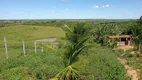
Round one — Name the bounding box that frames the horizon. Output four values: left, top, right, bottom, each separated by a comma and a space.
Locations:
0, 0, 142, 19
0, 18, 139, 21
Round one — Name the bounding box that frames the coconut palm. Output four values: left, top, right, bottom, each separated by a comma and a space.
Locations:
94, 24, 120, 47
54, 23, 91, 80
128, 21, 142, 51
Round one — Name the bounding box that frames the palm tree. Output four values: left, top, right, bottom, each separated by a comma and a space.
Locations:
128, 21, 142, 51
54, 23, 91, 80
94, 24, 120, 47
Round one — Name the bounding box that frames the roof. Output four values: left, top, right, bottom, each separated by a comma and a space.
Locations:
108, 35, 132, 39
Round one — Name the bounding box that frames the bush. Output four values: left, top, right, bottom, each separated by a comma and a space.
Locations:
79, 47, 130, 80
113, 48, 124, 57
0, 50, 65, 80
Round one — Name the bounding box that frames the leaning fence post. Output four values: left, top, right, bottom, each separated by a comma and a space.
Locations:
41, 42, 43, 52
22, 40, 26, 57
34, 41, 36, 55
4, 37, 8, 64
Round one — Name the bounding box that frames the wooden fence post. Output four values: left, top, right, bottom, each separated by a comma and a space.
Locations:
34, 41, 36, 55
51, 43, 53, 48
22, 40, 26, 57
41, 42, 43, 52
4, 37, 8, 64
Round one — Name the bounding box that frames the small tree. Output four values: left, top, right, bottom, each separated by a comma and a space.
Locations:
54, 23, 91, 80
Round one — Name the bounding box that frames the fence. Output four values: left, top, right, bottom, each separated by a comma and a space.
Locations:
1, 37, 59, 64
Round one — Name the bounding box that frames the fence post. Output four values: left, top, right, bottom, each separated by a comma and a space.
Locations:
22, 40, 26, 57
4, 37, 8, 64
41, 42, 43, 52
34, 41, 36, 55
51, 43, 53, 48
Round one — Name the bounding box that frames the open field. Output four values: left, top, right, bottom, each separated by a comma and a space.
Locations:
0, 18, 142, 80
0, 23, 131, 80
0, 0, 141, 79
0, 25, 65, 41
0, 25, 65, 64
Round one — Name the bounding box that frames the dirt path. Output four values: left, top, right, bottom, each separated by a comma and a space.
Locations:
118, 58, 140, 80
35, 38, 57, 42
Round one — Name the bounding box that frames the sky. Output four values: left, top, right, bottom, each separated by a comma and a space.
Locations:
0, 0, 142, 19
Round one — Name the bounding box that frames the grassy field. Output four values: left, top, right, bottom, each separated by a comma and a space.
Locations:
0, 24, 130, 80
0, 44, 130, 80
0, 25, 65, 41
0, 25, 65, 64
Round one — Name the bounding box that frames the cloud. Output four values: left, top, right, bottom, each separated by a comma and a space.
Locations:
66, 8, 68, 11
92, 5, 99, 8
102, 5, 105, 8
51, 10, 55, 13
102, 4, 110, 8
106, 5, 110, 7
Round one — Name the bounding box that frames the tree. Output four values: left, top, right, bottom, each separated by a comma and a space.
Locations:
93, 24, 120, 47
137, 16, 142, 26
126, 19, 142, 51
54, 23, 92, 80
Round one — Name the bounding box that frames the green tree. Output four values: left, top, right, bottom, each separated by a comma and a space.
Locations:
129, 21, 142, 51
55, 23, 91, 80
93, 24, 120, 47
137, 16, 142, 26
125, 17, 142, 51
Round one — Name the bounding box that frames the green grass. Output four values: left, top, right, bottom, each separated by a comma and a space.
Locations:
0, 24, 130, 80
124, 57, 142, 79
0, 50, 65, 80
0, 25, 64, 41
0, 44, 130, 80
79, 45, 130, 80
0, 25, 65, 64
120, 50, 142, 79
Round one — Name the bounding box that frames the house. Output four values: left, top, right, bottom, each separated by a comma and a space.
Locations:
107, 35, 132, 46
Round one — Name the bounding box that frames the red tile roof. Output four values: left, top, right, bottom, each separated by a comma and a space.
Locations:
108, 35, 132, 39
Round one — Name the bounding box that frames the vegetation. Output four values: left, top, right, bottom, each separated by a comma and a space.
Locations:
124, 16, 142, 51
120, 16, 142, 79
93, 24, 120, 48
0, 25, 64, 65
1, 18, 142, 80
0, 44, 130, 80
54, 23, 92, 79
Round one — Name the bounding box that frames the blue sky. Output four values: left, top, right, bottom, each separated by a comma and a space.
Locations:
0, 0, 142, 19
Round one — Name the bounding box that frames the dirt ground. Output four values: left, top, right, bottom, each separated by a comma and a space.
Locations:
118, 58, 140, 80
118, 45, 140, 80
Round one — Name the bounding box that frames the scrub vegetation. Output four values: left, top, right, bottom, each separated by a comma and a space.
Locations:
0, 17, 142, 80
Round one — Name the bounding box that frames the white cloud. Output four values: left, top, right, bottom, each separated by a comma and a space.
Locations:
106, 5, 110, 7
92, 5, 99, 8
51, 10, 55, 13
66, 8, 68, 11
102, 4, 110, 8
102, 5, 105, 8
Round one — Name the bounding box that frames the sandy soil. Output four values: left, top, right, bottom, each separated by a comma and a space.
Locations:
118, 58, 140, 80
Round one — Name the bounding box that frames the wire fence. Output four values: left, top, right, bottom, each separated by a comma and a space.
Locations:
0, 37, 60, 64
